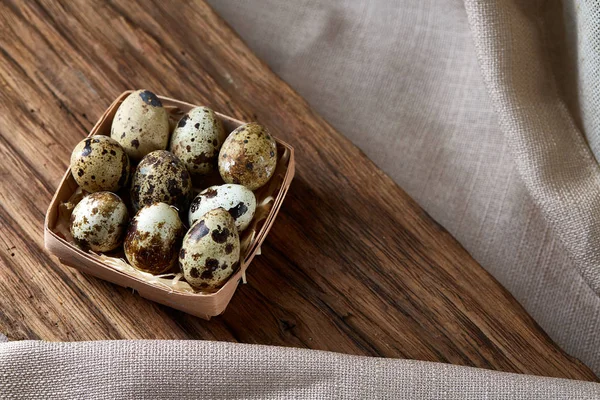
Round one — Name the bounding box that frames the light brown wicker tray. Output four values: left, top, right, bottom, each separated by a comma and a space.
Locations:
44, 91, 295, 319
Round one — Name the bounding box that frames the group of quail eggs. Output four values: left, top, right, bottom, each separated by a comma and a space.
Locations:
69, 90, 277, 291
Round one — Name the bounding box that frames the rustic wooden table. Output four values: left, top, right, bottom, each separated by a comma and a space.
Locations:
0, 0, 596, 381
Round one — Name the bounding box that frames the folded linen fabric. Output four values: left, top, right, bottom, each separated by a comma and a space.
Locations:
1, 340, 598, 399
464, 0, 600, 294
206, 0, 600, 373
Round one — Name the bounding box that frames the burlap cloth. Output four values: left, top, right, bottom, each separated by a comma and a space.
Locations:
207, 0, 600, 374
4, 0, 600, 397
1, 339, 598, 399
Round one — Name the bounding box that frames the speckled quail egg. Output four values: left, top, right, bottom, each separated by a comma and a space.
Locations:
218, 122, 277, 190
111, 90, 170, 161
70, 192, 129, 252
189, 184, 256, 232
179, 208, 240, 290
169, 106, 226, 177
130, 150, 192, 211
70, 135, 130, 192
124, 203, 185, 274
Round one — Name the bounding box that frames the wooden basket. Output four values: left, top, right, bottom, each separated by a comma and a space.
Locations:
44, 91, 295, 319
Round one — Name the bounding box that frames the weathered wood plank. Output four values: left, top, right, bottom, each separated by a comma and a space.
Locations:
0, 0, 596, 381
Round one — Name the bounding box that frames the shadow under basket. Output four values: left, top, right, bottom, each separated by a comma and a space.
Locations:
44, 91, 295, 320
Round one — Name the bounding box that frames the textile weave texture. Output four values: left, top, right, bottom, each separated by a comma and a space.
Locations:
207, 0, 600, 373
1, 340, 598, 399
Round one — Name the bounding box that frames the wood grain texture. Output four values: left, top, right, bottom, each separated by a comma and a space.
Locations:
0, 0, 596, 381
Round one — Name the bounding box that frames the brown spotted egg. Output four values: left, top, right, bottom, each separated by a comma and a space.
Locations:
70, 135, 130, 192
130, 150, 192, 212
70, 192, 128, 252
111, 90, 170, 161
179, 208, 240, 290
189, 184, 256, 232
124, 203, 185, 274
218, 122, 277, 190
169, 106, 226, 177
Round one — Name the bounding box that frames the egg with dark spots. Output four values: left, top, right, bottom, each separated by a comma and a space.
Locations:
124, 203, 185, 274
130, 150, 192, 211
180, 208, 240, 290
70, 192, 128, 252
189, 184, 256, 231
70, 135, 130, 192
218, 122, 277, 190
169, 107, 226, 177
110, 89, 170, 161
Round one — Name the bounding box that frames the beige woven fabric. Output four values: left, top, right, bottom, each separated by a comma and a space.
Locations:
207, 0, 600, 373
1, 340, 598, 399
465, 0, 600, 292
563, 1, 600, 160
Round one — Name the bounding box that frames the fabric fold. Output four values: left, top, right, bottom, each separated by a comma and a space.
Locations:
464, 0, 600, 293
207, 0, 600, 373
1, 340, 598, 399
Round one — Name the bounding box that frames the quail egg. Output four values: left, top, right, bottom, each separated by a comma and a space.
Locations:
70, 192, 129, 252
189, 184, 256, 231
218, 122, 277, 190
130, 150, 193, 211
179, 208, 240, 290
169, 106, 226, 177
124, 203, 185, 274
111, 90, 170, 161
70, 135, 130, 193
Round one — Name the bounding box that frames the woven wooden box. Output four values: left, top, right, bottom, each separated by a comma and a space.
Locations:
44, 91, 295, 319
